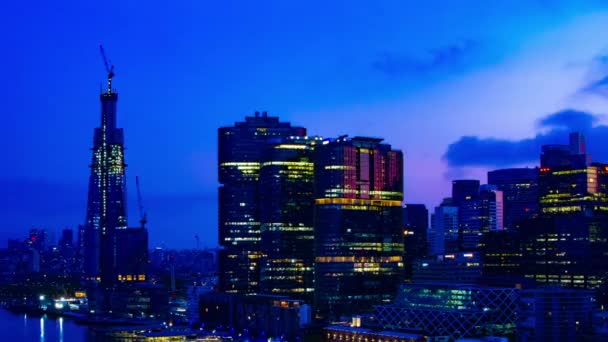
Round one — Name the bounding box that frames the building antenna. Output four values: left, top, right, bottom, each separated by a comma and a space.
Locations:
99, 44, 115, 94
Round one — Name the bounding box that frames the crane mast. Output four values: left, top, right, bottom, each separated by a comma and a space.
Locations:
99, 44, 115, 94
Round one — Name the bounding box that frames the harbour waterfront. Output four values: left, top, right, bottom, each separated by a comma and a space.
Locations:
0, 309, 87, 342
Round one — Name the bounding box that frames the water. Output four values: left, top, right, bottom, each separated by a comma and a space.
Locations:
0, 309, 88, 342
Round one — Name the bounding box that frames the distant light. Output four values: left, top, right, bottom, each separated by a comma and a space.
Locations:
39, 295, 45, 301
54, 303, 64, 310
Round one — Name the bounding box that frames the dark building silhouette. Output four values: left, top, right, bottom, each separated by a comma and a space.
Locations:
533, 288, 594, 341
488, 168, 538, 230
116, 227, 149, 282
83, 81, 128, 285
451, 180, 480, 207
480, 230, 522, 278
403, 204, 428, 281
452, 180, 481, 251
313, 136, 404, 320
412, 252, 482, 284
59, 228, 73, 249
259, 136, 317, 300
218, 112, 306, 294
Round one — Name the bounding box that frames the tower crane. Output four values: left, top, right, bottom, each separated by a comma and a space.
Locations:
136, 176, 148, 229
99, 44, 115, 93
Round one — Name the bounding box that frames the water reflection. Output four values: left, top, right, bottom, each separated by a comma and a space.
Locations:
40, 317, 44, 341
59, 317, 64, 342
0, 310, 87, 342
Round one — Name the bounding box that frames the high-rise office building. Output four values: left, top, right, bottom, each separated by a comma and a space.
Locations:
488, 168, 538, 230
453, 182, 504, 251
403, 204, 428, 281
521, 133, 608, 292
539, 133, 608, 216
83, 80, 128, 285
314, 136, 404, 320
218, 112, 306, 294
452, 180, 481, 251
428, 199, 459, 256
479, 185, 504, 232
259, 136, 318, 300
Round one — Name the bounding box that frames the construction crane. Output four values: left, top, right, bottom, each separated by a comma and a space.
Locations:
99, 44, 115, 93
136, 176, 148, 229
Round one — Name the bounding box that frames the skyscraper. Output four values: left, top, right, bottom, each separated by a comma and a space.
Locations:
313, 136, 404, 320
488, 168, 538, 230
520, 132, 608, 294
428, 199, 459, 256
403, 204, 428, 281
452, 180, 481, 251
83, 77, 128, 285
539, 133, 608, 215
218, 112, 306, 294
259, 136, 318, 300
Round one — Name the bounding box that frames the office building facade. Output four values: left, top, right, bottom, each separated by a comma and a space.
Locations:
488, 168, 538, 230
428, 200, 459, 256
218, 112, 306, 294
313, 136, 404, 320
259, 136, 318, 300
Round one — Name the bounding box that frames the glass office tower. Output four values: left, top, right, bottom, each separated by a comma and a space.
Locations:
488, 168, 538, 230
313, 136, 404, 320
259, 136, 319, 301
218, 112, 306, 294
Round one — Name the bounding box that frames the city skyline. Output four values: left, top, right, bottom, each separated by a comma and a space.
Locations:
6, 1, 608, 248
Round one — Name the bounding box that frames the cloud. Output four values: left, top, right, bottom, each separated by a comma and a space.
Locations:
582, 75, 608, 98
443, 109, 608, 168
537, 109, 598, 131
579, 54, 608, 98
372, 40, 478, 76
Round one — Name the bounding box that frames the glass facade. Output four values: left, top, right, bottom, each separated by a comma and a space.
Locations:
218, 112, 306, 294
313, 136, 404, 320
516, 134, 608, 297
488, 168, 538, 230
539, 164, 608, 215
375, 284, 520, 340
259, 137, 318, 300
428, 202, 458, 256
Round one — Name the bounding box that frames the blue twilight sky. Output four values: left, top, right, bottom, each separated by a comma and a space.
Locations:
4, 0, 608, 248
